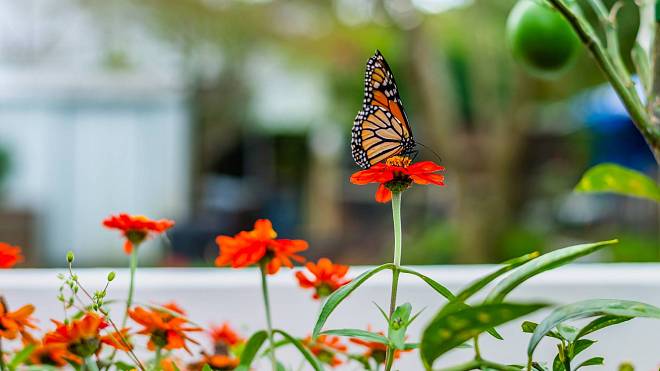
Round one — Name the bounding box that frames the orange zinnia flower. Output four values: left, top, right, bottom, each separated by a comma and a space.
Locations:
103, 213, 175, 254
303, 335, 347, 367
128, 303, 202, 354
0, 242, 23, 268
215, 219, 308, 275
209, 322, 243, 351
189, 353, 240, 371
28, 341, 69, 367
0, 297, 37, 343
350, 156, 445, 203
295, 258, 351, 299
43, 312, 129, 364
350, 330, 408, 365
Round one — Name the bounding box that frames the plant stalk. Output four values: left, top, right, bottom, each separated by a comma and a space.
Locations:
437, 359, 522, 371
0, 336, 5, 371
260, 262, 278, 371
84, 357, 100, 371
154, 347, 162, 371
384, 192, 403, 371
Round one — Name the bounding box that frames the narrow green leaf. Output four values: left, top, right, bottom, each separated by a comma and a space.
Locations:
556, 323, 578, 342
236, 330, 268, 371
571, 339, 596, 358
404, 343, 419, 350
487, 240, 618, 303
313, 263, 394, 338
321, 329, 389, 345
576, 357, 604, 369
575, 315, 632, 340
113, 362, 135, 371
532, 362, 550, 371
521, 321, 562, 340
201, 365, 213, 371
574, 163, 660, 202
455, 252, 539, 302
8, 344, 35, 371
399, 267, 455, 300
421, 302, 548, 367
273, 329, 324, 371
528, 299, 660, 356
372, 301, 389, 323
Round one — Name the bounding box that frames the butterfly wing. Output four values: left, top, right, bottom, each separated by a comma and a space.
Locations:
352, 105, 411, 168
351, 50, 415, 168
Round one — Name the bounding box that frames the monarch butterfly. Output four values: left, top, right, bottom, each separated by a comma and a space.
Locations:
351, 50, 416, 169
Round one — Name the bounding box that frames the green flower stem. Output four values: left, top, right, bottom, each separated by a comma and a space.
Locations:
0, 336, 5, 371
473, 336, 481, 359
260, 262, 278, 371
437, 359, 522, 371
384, 192, 403, 371
123, 248, 139, 327
154, 347, 162, 371
84, 357, 100, 371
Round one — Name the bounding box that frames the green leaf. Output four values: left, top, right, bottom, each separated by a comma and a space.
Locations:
455, 252, 539, 302
8, 344, 35, 371
571, 339, 596, 358
201, 365, 213, 371
487, 240, 618, 303
313, 263, 394, 338
236, 330, 268, 371
532, 362, 550, 371
574, 163, 660, 202
552, 353, 565, 371
631, 42, 652, 94
421, 302, 548, 368
528, 299, 660, 356
389, 302, 412, 349
273, 329, 324, 371
521, 321, 563, 340
321, 329, 389, 345
399, 267, 455, 300
556, 323, 578, 342
576, 357, 604, 369
575, 315, 632, 340
276, 361, 286, 371
113, 362, 136, 371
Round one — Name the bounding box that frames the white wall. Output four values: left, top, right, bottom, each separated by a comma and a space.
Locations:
1, 264, 659, 370
0, 69, 190, 265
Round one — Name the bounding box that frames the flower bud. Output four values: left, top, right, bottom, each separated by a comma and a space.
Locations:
107, 271, 116, 282
66, 251, 75, 263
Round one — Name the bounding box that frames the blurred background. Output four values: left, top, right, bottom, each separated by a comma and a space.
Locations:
0, 0, 657, 268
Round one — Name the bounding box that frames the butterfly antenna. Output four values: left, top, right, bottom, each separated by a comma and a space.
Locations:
415, 141, 443, 163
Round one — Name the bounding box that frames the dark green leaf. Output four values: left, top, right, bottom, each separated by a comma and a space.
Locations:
421, 302, 548, 368
399, 267, 455, 300
532, 362, 550, 371
571, 339, 596, 358
313, 263, 394, 338
552, 353, 565, 371
576, 357, 604, 369
273, 329, 324, 371
321, 329, 389, 345
528, 299, 660, 356
202, 365, 213, 371
574, 163, 660, 202
455, 252, 539, 302
113, 362, 136, 371
236, 330, 268, 371
487, 240, 618, 303
576, 315, 632, 340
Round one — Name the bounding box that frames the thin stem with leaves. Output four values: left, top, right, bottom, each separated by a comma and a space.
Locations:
384, 191, 403, 371
260, 262, 278, 371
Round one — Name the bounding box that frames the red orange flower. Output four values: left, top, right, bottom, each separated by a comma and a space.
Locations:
0, 297, 37, 343
128, 303, 202, 354
103, 213, 175, 254
295, 258, 351, 299
303, 335, 347, 367
0, 242, 23, 268
209, 322, 243, 350
27, 341, 69, 367
43, 312, 129, 364
215, 219, 308, 275
350, 156, 445, 203
350, 330, 409, 365
189, 353, 240, 370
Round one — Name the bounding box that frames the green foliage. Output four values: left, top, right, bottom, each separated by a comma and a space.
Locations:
421, 302, 548, 367
8, 344, 35, 371
235, 330, 268, 371
398, 268, 455, 300
574, 163, 660, 202
272, 330, 324, 371
322, 329, 389, 345
486, 240, 618, 303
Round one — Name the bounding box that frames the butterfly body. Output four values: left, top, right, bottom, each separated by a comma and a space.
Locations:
351, 50, 416, 169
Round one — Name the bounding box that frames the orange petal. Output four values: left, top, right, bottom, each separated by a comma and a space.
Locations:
375, 184, 392, 203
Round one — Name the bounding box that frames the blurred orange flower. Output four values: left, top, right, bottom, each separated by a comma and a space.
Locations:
350, 156, 445, 203
189, 353, 240, 370
350, 330, 408, 365
209, 322, 243, 349
215, 219, 308, 275
295, 258, 351, 299
0, 297, 37, 343
28, 341, 69, 367
0, 242, 23, 268
128, 303, 202, 354
103, 213, 175, 254
43, 312, 129, 364
303, 334, 347, 367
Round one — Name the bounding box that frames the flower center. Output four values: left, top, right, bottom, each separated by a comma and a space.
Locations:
68, 337, 101, 358
126, 230, 147, 245
385, 156, 411, 168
